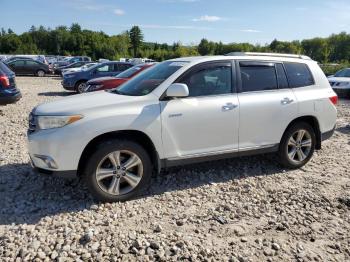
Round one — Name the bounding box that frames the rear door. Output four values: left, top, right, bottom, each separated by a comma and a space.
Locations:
237, 61, 298, 149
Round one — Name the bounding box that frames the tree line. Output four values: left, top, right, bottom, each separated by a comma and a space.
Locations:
1, 23, 350, 65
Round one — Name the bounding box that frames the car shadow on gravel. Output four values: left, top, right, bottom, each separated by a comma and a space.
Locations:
38, 91, 74, 97
336, 125, 350, 135
0, 154, 287, 225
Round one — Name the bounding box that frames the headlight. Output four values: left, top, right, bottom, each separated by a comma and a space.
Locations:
37, 115, 83, 130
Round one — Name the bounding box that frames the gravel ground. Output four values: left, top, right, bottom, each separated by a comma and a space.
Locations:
0, 77, 349, 262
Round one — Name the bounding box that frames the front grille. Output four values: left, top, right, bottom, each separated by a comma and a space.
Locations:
28, 113, 37, 134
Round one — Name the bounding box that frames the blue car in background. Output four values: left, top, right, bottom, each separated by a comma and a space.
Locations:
62, 61, 133, 93
0, 61, 21, 105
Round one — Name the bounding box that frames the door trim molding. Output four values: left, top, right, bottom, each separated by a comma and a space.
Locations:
162, 144, 279, 168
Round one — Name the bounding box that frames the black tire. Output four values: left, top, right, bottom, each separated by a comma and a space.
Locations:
83, 139, 152, 202
75, 81, 87, 93
278, 122, 316, 169
36, 70, 45, 77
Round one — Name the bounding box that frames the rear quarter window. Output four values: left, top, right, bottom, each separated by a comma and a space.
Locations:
284, 62, 314, 88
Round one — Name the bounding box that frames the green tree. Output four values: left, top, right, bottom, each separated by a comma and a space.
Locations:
129, 26, 143, 57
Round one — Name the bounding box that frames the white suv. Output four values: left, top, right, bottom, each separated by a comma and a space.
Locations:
28, 53, 338, 202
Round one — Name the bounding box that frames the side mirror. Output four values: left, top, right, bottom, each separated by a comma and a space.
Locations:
166, 83, 189, 98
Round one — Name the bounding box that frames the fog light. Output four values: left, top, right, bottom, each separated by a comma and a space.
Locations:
34, 155, 58, 169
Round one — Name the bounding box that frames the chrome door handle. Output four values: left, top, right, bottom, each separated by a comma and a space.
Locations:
222, 103, 237, 111
281, 97, 294, 105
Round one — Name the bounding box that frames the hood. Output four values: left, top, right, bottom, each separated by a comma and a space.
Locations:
328, 77, 350, 82
88, 76, 117, 84
34, 91, 155, 115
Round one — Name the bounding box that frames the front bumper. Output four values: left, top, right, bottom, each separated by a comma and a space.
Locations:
61, 79, 76, 91
28, 126, 87, 174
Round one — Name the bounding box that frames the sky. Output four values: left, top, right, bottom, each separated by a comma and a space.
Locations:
2, 0, 350, 45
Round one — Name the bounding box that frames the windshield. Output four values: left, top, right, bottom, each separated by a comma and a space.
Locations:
82, 63, 96, 70
114, 61, 188, 96
334, 69, 350, 77
116, 65, 144, 79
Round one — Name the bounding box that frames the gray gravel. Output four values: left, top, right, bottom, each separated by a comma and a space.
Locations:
0, 77, 349, 261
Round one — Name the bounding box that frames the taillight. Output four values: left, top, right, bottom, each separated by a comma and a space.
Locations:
0, 75, 10, 88
329, 95, 338, 105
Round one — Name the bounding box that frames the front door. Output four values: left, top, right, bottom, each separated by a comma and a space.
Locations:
237, 61, 298, 149
160, 61, 239, 159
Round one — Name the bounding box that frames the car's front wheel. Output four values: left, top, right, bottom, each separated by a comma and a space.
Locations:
37, 70, 45, 77
83, 139, 152, 202
278, 122, 316, 169
76, 81, 87, 93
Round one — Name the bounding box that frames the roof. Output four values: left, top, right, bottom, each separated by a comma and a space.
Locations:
169, 53, 315, 65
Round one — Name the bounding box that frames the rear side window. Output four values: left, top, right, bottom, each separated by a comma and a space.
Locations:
240, 62, 278, 92
0, 61, 13, 75
284, 62, 314, 88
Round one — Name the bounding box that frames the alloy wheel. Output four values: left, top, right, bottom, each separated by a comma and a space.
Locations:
37, 70, 45, 77
95, 150, 144, 196
77, 83, 87, 93
287, 129, 312, 163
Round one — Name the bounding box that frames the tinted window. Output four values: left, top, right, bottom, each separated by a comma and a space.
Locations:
26, 60, 39, 66
0, 61, 13, 75
11, 60, 25, 67
240, 63, 278, 92
334, 69, 350, 77
96, 65, 109, 72
284, 62, 314, 88
181, 65, 232, 97
118, 64, 132, 72
276, 64, 289, 89
117, 65, 143, 78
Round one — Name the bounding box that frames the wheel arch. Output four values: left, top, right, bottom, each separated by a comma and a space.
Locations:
77, 130, 161, 177
282, 115, 321, 150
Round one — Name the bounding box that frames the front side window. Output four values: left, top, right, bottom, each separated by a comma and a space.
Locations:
115, 61, 188, 96
284, 62, 314, 88
26, 61, 39, 66
96, 65, 109, 72
240, 62, 278, 92
180, 64, 232, 97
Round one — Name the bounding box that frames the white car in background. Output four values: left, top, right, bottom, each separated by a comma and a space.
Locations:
62, 63, 98, 75
328, 68, 350, 98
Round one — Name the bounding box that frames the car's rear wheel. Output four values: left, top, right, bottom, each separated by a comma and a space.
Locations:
37, 70, 45, 77
76, 81, 87, 93
83, 139, 152, 202
278, 122, 316, 169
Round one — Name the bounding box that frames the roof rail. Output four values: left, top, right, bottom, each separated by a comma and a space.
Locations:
225, 52, 312, 60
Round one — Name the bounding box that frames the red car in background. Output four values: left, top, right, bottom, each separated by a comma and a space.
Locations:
84, 63, 155, 92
